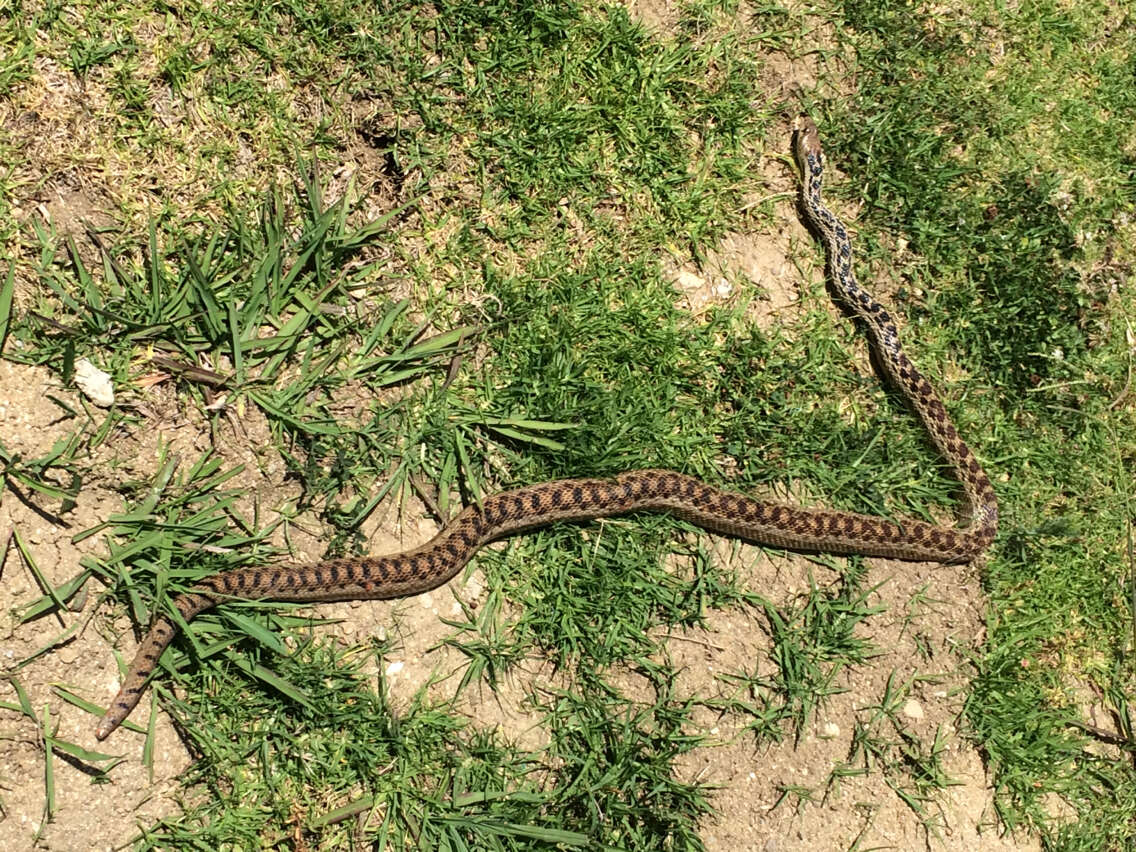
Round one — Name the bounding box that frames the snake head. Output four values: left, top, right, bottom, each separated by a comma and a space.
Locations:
793, 115, 823, 171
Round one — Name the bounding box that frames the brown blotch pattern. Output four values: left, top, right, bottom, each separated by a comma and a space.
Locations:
95, 120, 997, 742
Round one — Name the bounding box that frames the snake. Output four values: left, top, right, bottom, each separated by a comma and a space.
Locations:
94, 118, 998, 740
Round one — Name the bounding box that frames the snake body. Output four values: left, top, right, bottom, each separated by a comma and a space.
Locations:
95, 119, 997, 740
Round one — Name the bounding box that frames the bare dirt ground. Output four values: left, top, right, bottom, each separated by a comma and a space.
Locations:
0, 3, 1039, 850
0, 195, 1036, 851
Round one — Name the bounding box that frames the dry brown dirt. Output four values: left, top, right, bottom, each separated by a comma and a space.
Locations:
0, 207, 1036, 850
0, 3, 1040, 850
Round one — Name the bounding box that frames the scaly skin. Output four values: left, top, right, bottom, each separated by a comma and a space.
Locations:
95, 119, 996, 740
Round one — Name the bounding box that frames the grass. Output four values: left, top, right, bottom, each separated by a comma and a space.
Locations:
822, 2, 1136, 846
2, 0, 1134, 849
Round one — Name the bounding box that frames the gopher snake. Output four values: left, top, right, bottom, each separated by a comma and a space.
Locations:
95, 118, 997, 740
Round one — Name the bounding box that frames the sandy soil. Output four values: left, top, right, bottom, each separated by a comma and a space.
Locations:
0, 195, 1035, 851
0, 3, 1039, 849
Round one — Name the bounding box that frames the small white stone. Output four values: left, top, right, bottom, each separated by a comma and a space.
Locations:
385, 661, 404, 677
820, 721, 840, 738
461, 571, 485, 601
74, 358, 114, 407
57, 646, 81, 665
902, 698, 924, 720
675, 269, 705, 290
